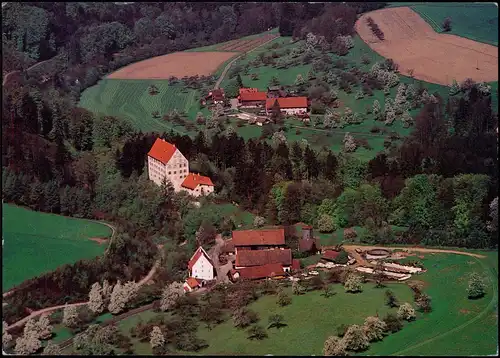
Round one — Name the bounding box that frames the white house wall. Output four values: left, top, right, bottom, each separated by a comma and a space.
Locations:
191, 254, 215, 280
147, 149, 189, 192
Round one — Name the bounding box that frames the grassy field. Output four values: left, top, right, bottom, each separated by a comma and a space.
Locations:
214, 203, 256, 230
50, 249, 497, 356
2, 204, 112, 292
79, 79, 203, 135
388, 2, 498, 46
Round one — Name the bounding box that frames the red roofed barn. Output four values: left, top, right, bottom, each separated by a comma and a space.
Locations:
232, 228, 285, 251
147, 138, 214, 197
238, 91, 267, 108
265, 97, 308, 116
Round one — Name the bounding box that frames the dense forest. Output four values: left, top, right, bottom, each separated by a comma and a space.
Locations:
2, 2, 498, 324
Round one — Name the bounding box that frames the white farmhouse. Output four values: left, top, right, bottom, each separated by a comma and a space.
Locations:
146, 138, 214, 196
187, 246, 216, 281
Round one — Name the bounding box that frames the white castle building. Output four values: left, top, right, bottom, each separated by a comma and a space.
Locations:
146, 138, 214, 197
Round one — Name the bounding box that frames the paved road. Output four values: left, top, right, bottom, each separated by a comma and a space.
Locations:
214, 35, 279, 89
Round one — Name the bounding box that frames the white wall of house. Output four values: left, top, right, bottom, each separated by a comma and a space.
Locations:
282, 107, 308, 115
181, 184, 214, 197
191, 253, 215, 280
147, 150, 189, 191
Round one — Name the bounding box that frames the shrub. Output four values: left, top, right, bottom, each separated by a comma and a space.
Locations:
277, 288, 292, 306
385, 290, 399, 308
343, 324, 370, 352
232, 308, 259, 329
334, 250, 349, 264
323, 335, 348, 356
415, 293, 432, 312
247, 325, 267, 340
317, 213, 335, 233
397, 302, 416, 321
363, 316, 387, 342
383, 312, 403, 333
344, 274, 363, 293
467, 272, 486, 299
268, 314, 286, 329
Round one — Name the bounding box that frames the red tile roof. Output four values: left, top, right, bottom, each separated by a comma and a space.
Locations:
181, 173, 214, 190
232, 229, 285, 246
299, 238, 321, 252
292, 259, 301, 271
322, 250, 341, 262
221, 239, 235, 253
185, 277, 201, 289
265, 97, 308, 110
239, 91, 267, 102
147, 138, 177, 165
236, 248, 292, 267
188, 247, 213, 270
234, 263, 285, 280
212, 89, 225, 100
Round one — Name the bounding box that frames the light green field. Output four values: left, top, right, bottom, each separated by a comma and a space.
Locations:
79, 79, 202, 134
388, 2, 498, 46
1, 204, 112, 292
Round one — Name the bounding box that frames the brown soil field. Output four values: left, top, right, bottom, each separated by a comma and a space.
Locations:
356, 7, 498, 85
107, 51, 238, 79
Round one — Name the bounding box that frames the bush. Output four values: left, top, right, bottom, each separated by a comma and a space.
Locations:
467, 272, 486, 299
232, 307, 259, 329
334, 250, 349, 264
317, 213, 335, 233
397, 302, 416, 321
383, 312, 403, 333
385, 290, 399, 308
343, 324, 370, 352
344, 274, 363, 293
363, 316, 387, 342
247, 325, 267, 340
277, 289, 292, 307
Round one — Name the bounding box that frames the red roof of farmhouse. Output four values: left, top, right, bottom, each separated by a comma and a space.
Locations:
234, 263, 285, 279
181, 173, 214, 190
292, 259, 301, 271
188, 247, 213, 270
239, 91, 267, 102
322, 250, 341, 261
185, 277, 201, 289
232, 228, 285, 246
212, 88, 225, 100
236, 248, 292, 267
147, 138, 177, 164
265, 97, 308, 109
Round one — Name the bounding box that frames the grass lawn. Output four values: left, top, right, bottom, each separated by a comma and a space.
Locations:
2, 204, 112, 292
212, 203, 256, 229
387, 2, 498, 46
196, 282, 414, 355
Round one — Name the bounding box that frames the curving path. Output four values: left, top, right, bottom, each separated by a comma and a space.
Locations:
4, 248, 162, 332
214, 34, 279, 89
342, 244, 486, 259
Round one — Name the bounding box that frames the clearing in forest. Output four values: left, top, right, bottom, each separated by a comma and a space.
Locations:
355, 7, 498, 85
107, 51, 238, 79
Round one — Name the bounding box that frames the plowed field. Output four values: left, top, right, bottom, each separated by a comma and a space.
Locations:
107, 51, 238, 79
356, 7, 498, 85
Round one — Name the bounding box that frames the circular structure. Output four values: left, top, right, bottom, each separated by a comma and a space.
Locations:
367, 249, 391, 256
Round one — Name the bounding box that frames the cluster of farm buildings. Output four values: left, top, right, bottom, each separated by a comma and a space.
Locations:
206, 86, 309, 125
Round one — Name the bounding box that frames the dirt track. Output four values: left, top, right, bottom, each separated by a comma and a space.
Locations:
343, 245, 486, 259
107, 51, 238, 79
356, 7, 498, 85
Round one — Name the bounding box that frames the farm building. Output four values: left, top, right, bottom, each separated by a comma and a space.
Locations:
229, 228, 300, 281
265, 97, 308, 115
183, 277, 202, 292
322, 250, 341, 262
187, 246, 216, 281
232, 228, 286, 251
147, 138, 214, 197
298, 225, 321, 254
238, 91, 267, 108
210, 88, 225, 104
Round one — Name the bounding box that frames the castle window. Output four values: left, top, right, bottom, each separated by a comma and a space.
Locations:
168, 172, 171, 174
174, 171, 176, 174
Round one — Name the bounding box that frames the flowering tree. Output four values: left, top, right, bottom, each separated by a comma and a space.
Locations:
292, 281, 305, 295
102, 280, 113, 303
323, 335, 348, 356
344, 273, 363, 293
62, 305, 79, 328
160, 281, 185, 311
108, 281, 139, 314
295, 74, 305, 86
373, 99, 381, 116
36, 315, 53, 340
272, 130, 287, 147
42, 341, 62, 355
14, 330, 42, 355
343, 324, 369, 351
384, 110, 396, 125
88, 282, 104, 314
488, 197, 498, 232
150, 326, 165, 349
253, 216, 266, 228
343, 133, 357, 153
467, 272, 486, 299
363, 316, 387, 342
397, 302, 416, 321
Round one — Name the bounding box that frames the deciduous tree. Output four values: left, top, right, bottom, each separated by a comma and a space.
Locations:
323, 335, 348, 356
344, 273, 363, 293
363, 316, 387, 342
467, 272, 486, 299
149, 326, 165, 349
160, 281, 185, 311
62, 305, 80, 328
343, 324, 369, 351
397, 302, 416, 321
42, 341, 62, 355
88, 282, 104, 314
